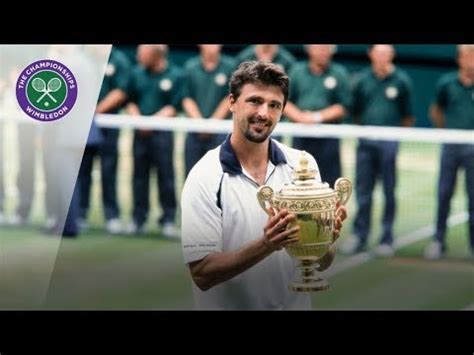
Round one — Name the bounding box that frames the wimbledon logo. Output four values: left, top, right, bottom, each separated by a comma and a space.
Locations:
16, 59, 78, 122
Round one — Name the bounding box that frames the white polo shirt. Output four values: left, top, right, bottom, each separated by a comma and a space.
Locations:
181, 135, 322, 310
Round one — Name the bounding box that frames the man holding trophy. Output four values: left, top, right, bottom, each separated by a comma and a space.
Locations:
181, 61, 349, 310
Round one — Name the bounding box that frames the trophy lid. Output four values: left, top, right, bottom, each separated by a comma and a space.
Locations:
277, 151, 334, 198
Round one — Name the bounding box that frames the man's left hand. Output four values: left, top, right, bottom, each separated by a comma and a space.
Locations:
333, 202, 347, 242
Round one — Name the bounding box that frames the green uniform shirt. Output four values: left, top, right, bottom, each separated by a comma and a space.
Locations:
236, 45, 296, 73
129, 63, 183, 115
352, 67, 413, 126
182, 55, 236, 118
288, 62, 351, 117
434, 71, 474, 130
99, 48, 131, 113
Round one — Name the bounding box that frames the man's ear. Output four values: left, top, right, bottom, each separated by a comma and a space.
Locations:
229, 94, 235, 113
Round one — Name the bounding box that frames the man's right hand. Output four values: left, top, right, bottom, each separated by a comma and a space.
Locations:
262, 208, 300, 252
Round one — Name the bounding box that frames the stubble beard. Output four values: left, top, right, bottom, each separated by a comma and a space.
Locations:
243, 116, 274, 144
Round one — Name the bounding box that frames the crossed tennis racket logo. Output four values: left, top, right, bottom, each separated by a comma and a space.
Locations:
31, 77, 62, 103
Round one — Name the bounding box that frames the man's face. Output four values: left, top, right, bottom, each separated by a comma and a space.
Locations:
137, 45, 155, 67
458, 49, 474, 77
199, 44, 222, 56
137, 45, 167, 69
369, 45, 395, 69
230, 83, 284, 143
306, 45, 334, 67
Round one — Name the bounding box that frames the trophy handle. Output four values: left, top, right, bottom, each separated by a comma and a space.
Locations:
257, 185, 275, 216
334, 177, 352, 206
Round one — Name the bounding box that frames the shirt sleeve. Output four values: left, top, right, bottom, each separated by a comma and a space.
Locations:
170, 70, 185, 111
181, 166, 223, 264
181, 63, 194, 100
433, 77, 448, 109
333, 68, 352, 109
126, 67, 139, 104
351, 74, 364, 117
399, 74, 414, 117
113, 54, 132, 92
288, 66, 299, 103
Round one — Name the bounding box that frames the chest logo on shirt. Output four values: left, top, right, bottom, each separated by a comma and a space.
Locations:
215, 73, 227, 86
324, 76, 337, 90
159, 78, 173, 91
105, 63, 116, 77
385, 86, 398, 99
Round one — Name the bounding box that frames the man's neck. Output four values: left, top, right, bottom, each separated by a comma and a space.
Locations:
201, 54, 220, 71
309, 60, 328, 75
151, 60, 167, 73
459, 70, 474, 86
230, 134, 269, 184
372, 64, 394, 79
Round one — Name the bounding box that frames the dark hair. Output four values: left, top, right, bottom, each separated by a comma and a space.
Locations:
229, 61, 289, 106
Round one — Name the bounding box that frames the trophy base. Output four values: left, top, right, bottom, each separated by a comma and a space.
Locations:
289, 278, 329, 292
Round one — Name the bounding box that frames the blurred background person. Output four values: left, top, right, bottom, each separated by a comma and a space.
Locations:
284, 44, 351, 188
62, 117, 103, 237
424, 44, 474, 260
0, 66, 6, 225
1, 65, 43, 227
42, 45, 104, 237
235, 44, 296, 73
182, 45, 235, 176
0, 124, 4, 225
125, 45, 183, 238
10, 124, 40, 226
341, 45, 415, 257
78, 46, 131, 234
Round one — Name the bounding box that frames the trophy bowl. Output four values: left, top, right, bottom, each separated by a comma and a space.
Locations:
257, 152, 352, 292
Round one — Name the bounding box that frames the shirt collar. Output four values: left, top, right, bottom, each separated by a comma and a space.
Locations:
219, 134, 287, 175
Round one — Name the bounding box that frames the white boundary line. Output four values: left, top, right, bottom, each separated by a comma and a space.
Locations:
324, 211, 469, 278
462, 303, 474, 310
